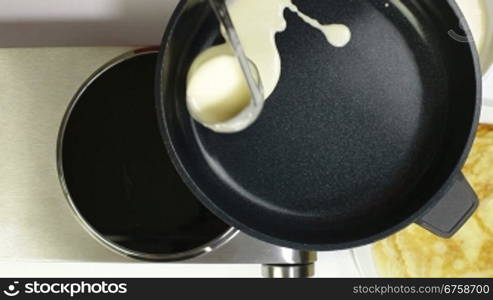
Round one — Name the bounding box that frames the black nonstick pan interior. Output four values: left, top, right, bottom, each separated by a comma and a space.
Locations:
157, 0, 480, 250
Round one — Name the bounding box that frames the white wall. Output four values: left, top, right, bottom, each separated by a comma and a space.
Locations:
0, 0, 179, 47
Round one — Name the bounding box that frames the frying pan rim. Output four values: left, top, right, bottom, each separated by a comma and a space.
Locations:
155, 0, 482, 250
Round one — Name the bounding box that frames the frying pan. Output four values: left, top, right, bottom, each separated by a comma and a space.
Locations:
156, 0, 481, 250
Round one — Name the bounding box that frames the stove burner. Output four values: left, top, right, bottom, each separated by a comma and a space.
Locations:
58, 50, 233, 261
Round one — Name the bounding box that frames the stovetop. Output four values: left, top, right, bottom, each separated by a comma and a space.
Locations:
0, 0, 177, 47
0, 47, 360, 278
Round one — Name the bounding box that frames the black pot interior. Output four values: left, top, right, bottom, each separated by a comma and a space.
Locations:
157, 0, 479, 249
61, 52, 231, 258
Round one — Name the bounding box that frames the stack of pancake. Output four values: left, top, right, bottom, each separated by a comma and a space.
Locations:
373, 125, 493, 277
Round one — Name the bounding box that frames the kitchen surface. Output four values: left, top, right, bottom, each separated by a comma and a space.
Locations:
0, 47, 358, 278
1, 0, 493, 278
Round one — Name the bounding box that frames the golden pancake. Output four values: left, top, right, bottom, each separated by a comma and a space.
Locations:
373, 125, 493, 277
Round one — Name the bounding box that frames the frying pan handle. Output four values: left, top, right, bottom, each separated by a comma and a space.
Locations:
415, 173, 478, 238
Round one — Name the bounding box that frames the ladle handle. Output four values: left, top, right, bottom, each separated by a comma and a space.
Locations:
208, 0, 264, 108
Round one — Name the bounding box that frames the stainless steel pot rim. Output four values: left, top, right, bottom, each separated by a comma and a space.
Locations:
56, 48, 240, 262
